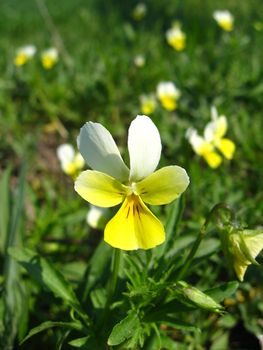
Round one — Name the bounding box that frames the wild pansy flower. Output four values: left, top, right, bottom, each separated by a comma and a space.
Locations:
41, 48, 58, 69
86, 205, 108, 229
75, 115, 189, 250
166, 23, 186, 51
57, 143, 85, 178
157, 82, 180, 111
186, 128, 222, 168
186, 107, 235, 168
132, 3, 147, 21
204, 106, 235, 160
221, 228, 263, 281
14, 45, 36, 66
134, 55, 146, 68
140, 94, 157, 115
213, 10, 234, 32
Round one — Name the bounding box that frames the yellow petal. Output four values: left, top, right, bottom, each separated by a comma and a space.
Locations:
233, 261, 247, 282
217, 138, 235, 160
136, 166, 189, 205
75, 170, 127, 207
160, 97, 177, 111
243, 230, 263, 260
104, 195, 165, 250
14, 54, 27, 66
203, 151, 222, 168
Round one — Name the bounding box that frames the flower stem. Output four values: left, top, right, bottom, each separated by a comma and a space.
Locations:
175, 203, 230, 282
107, 248, 121, 303
98, 248, 121, 330
175, 230, 204, 282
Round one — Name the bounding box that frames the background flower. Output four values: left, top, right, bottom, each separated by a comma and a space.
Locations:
14, 45, 36, 66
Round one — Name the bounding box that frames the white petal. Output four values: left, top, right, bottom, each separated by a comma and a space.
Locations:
78, 122, 129, 181
57, 144, 75, 166
204, 116, 227, 142
128, 115, 161, 181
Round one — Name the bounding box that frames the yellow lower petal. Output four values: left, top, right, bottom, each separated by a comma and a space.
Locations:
160, 97, 177, 111
141, 101, 156, 115
14, 54, 28, 66
168, 37, 186, 51
203, 151, 222, 168
136, 166, 189, 205
75, 170, 127, 207
104, 194, 165, 250
218, 20, 233, 32
217, 138, 235, 159
42, 56, 57, 69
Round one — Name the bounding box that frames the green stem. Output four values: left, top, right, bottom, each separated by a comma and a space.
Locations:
175, 203, 230, 282
107, 248, 121, 303
175, 230, 204, 282
98, 249, 121, 329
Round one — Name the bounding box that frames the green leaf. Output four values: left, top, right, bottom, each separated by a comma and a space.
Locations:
0, 167, 11, 253
195, 238, 220, 258
107, 311, 140, 346
90, 288, 107, 308
157, 316, 198, 331
205, 281, 239, 303
155, 196, 185, 258
81, 241, 111, 301
68, 336, 91, 347
21, 321, 83, 344
8, 247, 84, 316
1, 164, 28, 350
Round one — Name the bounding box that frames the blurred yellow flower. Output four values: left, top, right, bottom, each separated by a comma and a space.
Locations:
133, 54, 146, 68
186, 106, 235, 168
204, 107, 235, 160
186, 128, 222, 168
132, 3, 147, 21
166, 23, 186, 51
140, 94, 157, 115
213, 10, 234, 32
14, 45, 36, 66
41, 48, 59, 69
57, 143, 85, 178
157, 82, 180, 111
75, 115, 189, 250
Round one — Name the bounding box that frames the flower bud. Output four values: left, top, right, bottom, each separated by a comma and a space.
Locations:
175, 281, 224, 313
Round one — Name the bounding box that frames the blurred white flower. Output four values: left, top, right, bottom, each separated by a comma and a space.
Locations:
134, 55, 145, 68
156, 82, 180, 111
14, 45, 36, 66
57, 143, 84, 178
41, 47, 59, 69
140, 94, 157, 115
213, 10, 234, 31
132, 3, 147, 21
166, 24, 186, 51
86, 205, 108, 229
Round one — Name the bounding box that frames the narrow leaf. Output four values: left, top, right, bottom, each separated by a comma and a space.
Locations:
0, 167, 11, 253
68, 336, 91, 347
8, 247, 84, 315
205, 281, 239, 303
107, 311, 140, 346
21, 321, 83, 344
